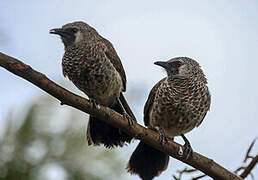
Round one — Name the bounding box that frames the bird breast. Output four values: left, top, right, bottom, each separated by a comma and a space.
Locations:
149, 78, 210, 137
62, 49, 123, 106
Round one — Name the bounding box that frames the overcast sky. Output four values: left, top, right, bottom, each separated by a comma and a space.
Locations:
1, 0, 258, 179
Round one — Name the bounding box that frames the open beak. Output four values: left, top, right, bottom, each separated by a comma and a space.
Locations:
154, 61, 170, 70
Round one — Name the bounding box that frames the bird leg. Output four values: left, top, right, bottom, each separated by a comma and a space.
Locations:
90, 98, 100, 109
180, 134, 193, 160
154, 127, 168, 145
117, 97, 134, 126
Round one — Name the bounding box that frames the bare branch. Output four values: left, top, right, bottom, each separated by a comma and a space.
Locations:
240, 154, 258, 179
173, 167, 206, 180
192, 174, 206, 180
234, 138, 258, 179
244, 138, 257, 163
0, 51, 243, 180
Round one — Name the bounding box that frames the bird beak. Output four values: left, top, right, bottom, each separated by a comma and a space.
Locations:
49, 28, 67, 37
154, 61, 170, 70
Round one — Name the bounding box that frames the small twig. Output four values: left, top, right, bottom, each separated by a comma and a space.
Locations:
234, 138, 258, 179
234, 167, 245, 174
173, 167, 206, 180
240, 154, 258, 179
192, 174, 206, 180
244, 138, 257, 163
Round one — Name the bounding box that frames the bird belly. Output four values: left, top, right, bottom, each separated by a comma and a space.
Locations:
164, 118, 196, 137
149, 103, 198, 137
78, 69, 123, 106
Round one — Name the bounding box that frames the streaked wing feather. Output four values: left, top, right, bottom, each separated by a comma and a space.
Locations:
101, 38, 127, 91
144, 78, 166, 126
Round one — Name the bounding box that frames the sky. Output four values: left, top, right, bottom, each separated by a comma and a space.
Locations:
0, 0, 258, 179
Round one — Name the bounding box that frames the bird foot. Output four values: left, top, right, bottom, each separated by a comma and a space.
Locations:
182, 142, 193, 160
155, 127, 168, 145
180, 134, 193, 160
123, 112, 134, 126
116, 97, 134, 126
90, 99, 100, 109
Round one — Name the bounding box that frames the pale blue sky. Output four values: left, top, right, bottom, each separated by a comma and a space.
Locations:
1, 0, 258, 179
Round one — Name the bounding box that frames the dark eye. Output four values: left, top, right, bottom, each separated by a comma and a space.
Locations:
71, 28, 78, 33
176, 61, 182, 67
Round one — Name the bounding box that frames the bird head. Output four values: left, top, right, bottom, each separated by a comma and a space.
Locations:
154, 57, 206, 82
50, 21, 98, 48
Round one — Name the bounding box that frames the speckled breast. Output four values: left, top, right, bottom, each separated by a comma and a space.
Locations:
150, 79, 210, 137
62, 49, 123, 106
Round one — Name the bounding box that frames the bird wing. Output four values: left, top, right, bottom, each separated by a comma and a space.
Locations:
143, 78, 166, 126
101, 38, 127, 92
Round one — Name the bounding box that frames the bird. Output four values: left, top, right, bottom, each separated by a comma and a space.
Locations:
50, 21, 136, 148
127, 57, 211, 180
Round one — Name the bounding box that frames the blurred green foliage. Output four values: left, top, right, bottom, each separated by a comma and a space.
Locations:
0, 95, 130, 180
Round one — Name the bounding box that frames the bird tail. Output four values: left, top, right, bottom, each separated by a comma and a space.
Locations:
127, 141, 169, 180
86, 93, 135, 148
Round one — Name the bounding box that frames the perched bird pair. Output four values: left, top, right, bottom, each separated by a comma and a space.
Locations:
50, 21, 211, 180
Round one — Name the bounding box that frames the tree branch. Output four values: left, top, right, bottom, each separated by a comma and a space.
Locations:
0, 51, 243, 180
240, 154, 258, 179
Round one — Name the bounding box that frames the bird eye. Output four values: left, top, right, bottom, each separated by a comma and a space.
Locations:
71, 28, 78, 33
176, 62, 182, 67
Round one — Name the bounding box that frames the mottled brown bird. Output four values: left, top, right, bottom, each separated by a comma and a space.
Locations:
50, 21, 136, 148
127, 57, 211, 180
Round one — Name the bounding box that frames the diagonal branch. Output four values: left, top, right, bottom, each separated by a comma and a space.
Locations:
0, 51, 243, 180
240, 154, 258, 179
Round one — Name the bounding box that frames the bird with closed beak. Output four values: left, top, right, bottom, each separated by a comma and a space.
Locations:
50, 21, 136, 148
127, 57, 211, 180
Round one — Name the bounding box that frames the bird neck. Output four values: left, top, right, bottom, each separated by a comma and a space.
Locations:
168, 73, 207, 86
167, 76, 196, 88
64, 34, 101, 51
168, 75, 187, 83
